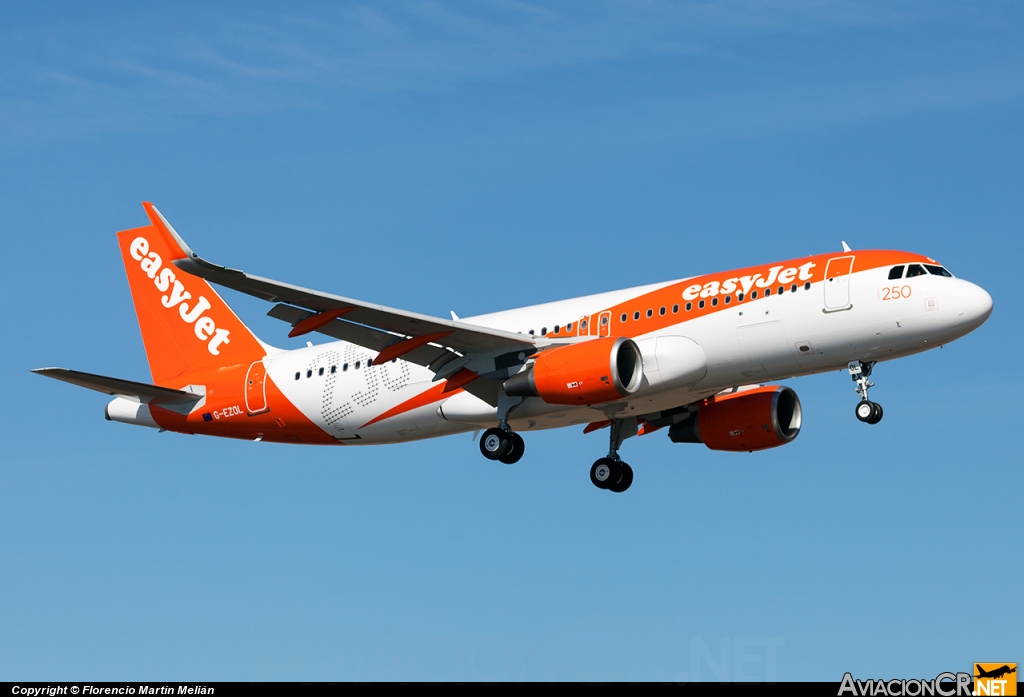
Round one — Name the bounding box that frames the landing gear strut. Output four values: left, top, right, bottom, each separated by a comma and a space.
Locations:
590, 417, 636, 493
849, 360, 883, 425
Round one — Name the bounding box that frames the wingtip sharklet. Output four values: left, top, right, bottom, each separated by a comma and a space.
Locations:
141, 201, 240, 277
142, 202, 193, 261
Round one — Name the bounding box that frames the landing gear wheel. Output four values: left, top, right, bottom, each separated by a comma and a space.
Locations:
855, 401, 874, 422
848, 361, 884, 425
607, 463, 633, 493
480, 427, 511, 460
499, 432, 525, 464
856, 400, 883, 424
590, 458, 618, 489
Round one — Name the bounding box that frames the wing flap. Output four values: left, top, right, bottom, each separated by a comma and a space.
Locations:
267, 303, 458, 369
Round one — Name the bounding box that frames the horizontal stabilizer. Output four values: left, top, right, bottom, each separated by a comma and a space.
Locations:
31, 368, 202, 406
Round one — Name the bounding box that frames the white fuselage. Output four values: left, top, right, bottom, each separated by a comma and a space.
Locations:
264, 259, 992, 444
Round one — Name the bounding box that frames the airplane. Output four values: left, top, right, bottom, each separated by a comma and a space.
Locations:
33, 203, 993, 493
976, 666, 1016, 680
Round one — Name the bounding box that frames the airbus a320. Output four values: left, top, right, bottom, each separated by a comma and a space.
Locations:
35, 203, 993, 492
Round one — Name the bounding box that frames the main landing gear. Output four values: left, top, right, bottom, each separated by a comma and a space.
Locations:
590, 458, 633, 493
479, 427, 525, 464
590, 417, 637, 493
479, 391, 526, 464
476, 391, 639, 492
849, 360, 883, 425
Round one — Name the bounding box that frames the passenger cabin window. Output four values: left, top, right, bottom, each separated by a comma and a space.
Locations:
354, 361, 361, 369
925, 265, 953, 277
343, 363, 349, 371
620, 313, 627, 323
737, 293, 744, 302
295, 372, 300, 380
672, 304, 679, 313
318, 367, 324, 376
554, 325, 560, 334
764, 288, 771, 297
698, 300, 705, 309
906, 264, 927, 278
751, 291, 758, 299
566, 323, 573, 332
711, 297, 718, 307
724, 296, 731, 304
633, 311, 640, 320
804, 282, 811, 290
888, 265, 905, 280
791, 284, 797, 293
646, 309, 653, 318
306, 370, 312, 378
541, 327, 547, 336
330, 366, 336, 374
659, 307, 666, 316
685, 302, 692, 311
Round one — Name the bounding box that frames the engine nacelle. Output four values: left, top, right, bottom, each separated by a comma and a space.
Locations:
503, 336, 644, 406
668, 385, 802, 452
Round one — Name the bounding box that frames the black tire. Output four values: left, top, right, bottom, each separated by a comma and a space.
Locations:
868, 402, 883, 425
590, 458, 618, 489
608, 463, 633, 493
480, 427, 511, 460
499, 432, 525, 464
855, 400, 874, 423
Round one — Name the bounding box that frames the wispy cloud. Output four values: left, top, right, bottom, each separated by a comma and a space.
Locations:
0, 1, 1019, 147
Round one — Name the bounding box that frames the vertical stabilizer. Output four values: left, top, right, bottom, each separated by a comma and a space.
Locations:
116, 203, 267, 386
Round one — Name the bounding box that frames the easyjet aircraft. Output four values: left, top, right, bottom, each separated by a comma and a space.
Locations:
35, 203, 993, 492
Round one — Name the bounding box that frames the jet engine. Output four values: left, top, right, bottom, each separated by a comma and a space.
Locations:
668, 385, 802, 452
503, 336, 644, 406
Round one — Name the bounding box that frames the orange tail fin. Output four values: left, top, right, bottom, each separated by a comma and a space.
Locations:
117, 202, 267, 386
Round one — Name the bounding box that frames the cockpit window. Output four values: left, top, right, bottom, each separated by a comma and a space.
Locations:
905, 264, 927, 278
888, 265, 905, 280
925, 264, 953, 277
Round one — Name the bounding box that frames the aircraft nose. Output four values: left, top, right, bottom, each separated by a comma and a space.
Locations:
956, 280, 993, 330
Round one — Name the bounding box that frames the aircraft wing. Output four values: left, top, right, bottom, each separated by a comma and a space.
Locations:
31, 368, 203, 406
148, 204, 574, 387
174, 250, 535, 357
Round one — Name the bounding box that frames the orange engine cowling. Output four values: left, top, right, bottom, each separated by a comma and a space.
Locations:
668, 385, 802, 452
503, 336, 644, 406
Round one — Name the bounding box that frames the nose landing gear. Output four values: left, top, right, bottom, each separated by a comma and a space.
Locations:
590, 417, 637, 493
849, 360, 883, 424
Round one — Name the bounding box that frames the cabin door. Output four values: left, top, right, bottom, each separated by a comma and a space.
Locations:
824, 256, 855, 312
245, 360, 270, 415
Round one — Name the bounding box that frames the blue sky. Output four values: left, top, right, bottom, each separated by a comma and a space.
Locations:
1, 1, 1021, 681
